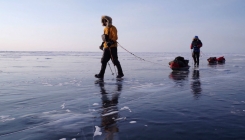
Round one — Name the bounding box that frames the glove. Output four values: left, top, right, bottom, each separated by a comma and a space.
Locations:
99, 42, 104, 50
99, 45, 103, 50
106, 42, 112, 48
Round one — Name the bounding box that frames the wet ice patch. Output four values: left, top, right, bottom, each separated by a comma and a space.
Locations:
94, 126, 102, 137
42, 82, 53, 86
233, 65, 242, 68
32, 111, 93, 135
233, 58, 244, 61
216, 69, 230, 72
121, 106, 132, 112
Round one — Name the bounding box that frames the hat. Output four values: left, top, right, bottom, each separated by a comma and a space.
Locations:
194, 36, 198, 39
101, 15, 112, 26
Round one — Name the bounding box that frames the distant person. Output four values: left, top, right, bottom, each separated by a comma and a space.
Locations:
95, 15, 124, 79
190, 36, 202, 67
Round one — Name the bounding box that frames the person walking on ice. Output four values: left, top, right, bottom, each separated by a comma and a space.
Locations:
190, 36, 203, 67
95, 15, 124, 79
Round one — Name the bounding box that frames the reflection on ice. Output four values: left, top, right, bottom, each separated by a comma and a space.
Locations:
1, 52, 245, 139
191, 70, 202, 99
169, 71, 189, 81
169, 71, 189, 87
97, 80, 122, 139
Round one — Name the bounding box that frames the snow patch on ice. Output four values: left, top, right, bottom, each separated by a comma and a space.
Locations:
130, 121, 137, 123
102, 111, 119, 116
115, 117, 126, 121
93, 103, 99, 106
43, 110, 57, 114
66, 109, 71, 112
121, 106, 132, 112
94, 126, 102, 137
61, 103, 65, 109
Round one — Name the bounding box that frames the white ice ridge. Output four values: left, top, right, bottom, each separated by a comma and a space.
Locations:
120, 106, 132, 112
102, 111, 119, 117
216, 69, 230, 72
114, 117, 127, 121
93, 103, 99, 106
60, 138, 75, 140
94, 126, 102, 137
89, 109, 96, 112
61, 103, 65, 109
0, 115, 15, 122
130, 121, 137, 123
43, 110, 57, 114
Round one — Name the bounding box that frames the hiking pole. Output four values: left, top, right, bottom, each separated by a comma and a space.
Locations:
108, 47, 118, 76
107, 62, 114, 75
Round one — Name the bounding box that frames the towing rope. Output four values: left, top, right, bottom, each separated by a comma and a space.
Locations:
117, 42, 167, 66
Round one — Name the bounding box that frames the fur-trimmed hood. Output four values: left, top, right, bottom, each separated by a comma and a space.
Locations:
101, 15, 112, 27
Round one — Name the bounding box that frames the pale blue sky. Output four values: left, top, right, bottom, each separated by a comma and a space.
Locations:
1, 0, 245, 53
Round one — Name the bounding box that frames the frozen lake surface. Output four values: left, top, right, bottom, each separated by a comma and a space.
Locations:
0, 51, 245, 140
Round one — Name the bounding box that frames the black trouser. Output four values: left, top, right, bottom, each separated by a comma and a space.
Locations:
192, 52, 200, 65
99, 47, 123, 76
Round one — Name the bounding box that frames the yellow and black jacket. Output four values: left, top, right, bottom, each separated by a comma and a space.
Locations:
101, 16, 118, 49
